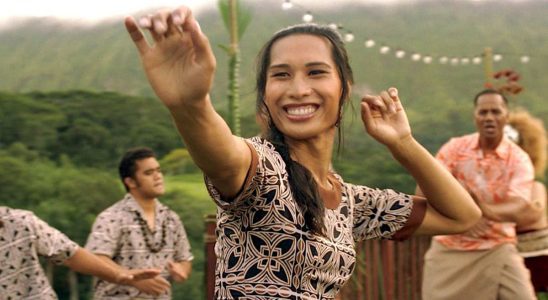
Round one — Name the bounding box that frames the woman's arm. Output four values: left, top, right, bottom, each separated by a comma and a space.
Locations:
124, 7, 250, 198
361, 88, 481, 235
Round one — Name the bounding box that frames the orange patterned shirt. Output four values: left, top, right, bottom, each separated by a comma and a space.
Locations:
434, 133, 534, 250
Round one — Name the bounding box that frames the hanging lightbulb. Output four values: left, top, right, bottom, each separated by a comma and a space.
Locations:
493, 54, 503, 62
460, 58, 470, 65
472, 56, 482, 64
344, 32, 355, 42
450, 57, 459, 65
364, 39, 376, 48
439, 56, 449, 64
302, 11, 313, 23
380, 46, 390, 54
395, 50, 406, 58
411, 53, 421, 61
282, 0, 293, 10
328, 23, 338, 30
423, 56, 433, 64
520, 56, 530, 63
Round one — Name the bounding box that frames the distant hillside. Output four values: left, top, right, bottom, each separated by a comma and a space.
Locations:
1, 0, 546, 134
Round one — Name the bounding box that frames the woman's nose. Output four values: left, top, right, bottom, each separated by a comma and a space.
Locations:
288, 76, 312, 98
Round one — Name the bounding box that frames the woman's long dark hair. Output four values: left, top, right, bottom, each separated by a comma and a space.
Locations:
255, 24, 354, 235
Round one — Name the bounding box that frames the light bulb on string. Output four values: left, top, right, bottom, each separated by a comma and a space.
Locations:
520, 56, 530, 63
302, 11, 313, 23
493, 54, 503, 62
423, 56, 433, 64
460, 58, 470, 65
328, 23, 338, 30
364, 39, 376, 48
472, 57, 482, 64
439, 56, 449, 64
344, 32, 355, 43
411, 53, 421, 61
450, 57, 459, 66
395, 50, 406, 59
380, 46, 390, 54
282, 0, 293, 10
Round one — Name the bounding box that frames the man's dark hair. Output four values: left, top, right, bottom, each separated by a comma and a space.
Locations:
118, 147, 156, 191
473, 89, 509, 106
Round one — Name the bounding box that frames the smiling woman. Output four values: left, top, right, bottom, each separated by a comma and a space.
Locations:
264, 34, 343, 141
124, 5, 481, 299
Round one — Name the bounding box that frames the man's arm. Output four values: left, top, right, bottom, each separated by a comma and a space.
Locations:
91, 255, 171, 296
480, 181, 546, 227
170, 212, 193, 283
481, 149, 536, 225
63, 249, 160, 285
168, 260, 192, 282
518, 181, 547, 230
474, 196, 537, 225
418, 185, 540, 227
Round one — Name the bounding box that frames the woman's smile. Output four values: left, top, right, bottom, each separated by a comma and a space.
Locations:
284, 104, 319, 120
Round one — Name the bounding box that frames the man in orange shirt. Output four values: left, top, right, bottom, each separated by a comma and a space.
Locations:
419, 89, 536, 300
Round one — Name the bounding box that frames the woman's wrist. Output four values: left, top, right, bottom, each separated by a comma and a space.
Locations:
387, 134, 417, 159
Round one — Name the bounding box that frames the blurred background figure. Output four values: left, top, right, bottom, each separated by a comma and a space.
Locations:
506, 109, 548, 293
0, 206, 160, 299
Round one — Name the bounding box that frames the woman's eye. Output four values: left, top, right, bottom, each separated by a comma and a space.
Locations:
309, 69, 327, 75
271, 72, 288, 77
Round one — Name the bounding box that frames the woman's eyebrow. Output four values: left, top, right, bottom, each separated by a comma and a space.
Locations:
269, 62, 332, 69
305, 61, 332, 68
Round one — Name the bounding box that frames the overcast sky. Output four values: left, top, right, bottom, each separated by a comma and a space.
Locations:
1, 0, 536, 27
0, 0, 405, 29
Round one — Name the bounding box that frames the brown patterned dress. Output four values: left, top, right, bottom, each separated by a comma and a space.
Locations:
206, 137, 426, 299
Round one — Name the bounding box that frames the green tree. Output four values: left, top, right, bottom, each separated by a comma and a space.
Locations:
160, 148, 200, 175
0, 93, 65, 154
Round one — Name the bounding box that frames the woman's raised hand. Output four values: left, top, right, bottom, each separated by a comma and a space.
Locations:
124, 6, 216, 108
360, 87, 412, 147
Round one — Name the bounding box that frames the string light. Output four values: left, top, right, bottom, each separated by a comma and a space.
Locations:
344, 32, 355, 42
302, 11, 313, 23
282, 0, 293, 10
279, 1, 535, 66
364, 39, 376, 48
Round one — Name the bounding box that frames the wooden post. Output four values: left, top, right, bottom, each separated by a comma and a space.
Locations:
483, 47, 493, 87
382, 241, 395, 300
204, 214, 217, 300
